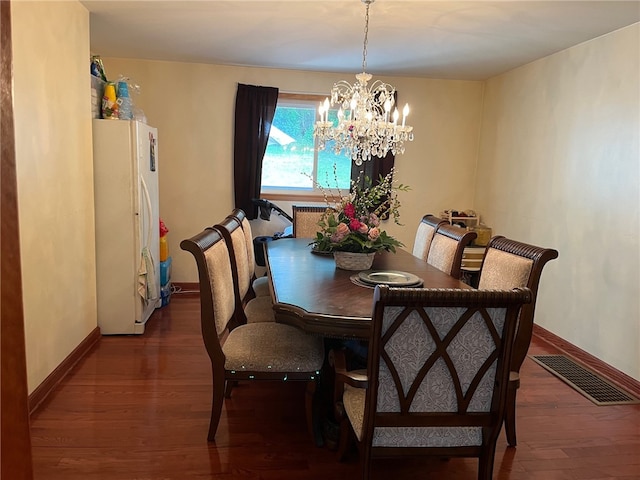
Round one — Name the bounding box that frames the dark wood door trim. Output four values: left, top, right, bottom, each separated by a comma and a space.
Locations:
1, 0, 35, 477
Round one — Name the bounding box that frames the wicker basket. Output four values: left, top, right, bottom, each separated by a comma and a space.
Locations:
333, 251, 376, 271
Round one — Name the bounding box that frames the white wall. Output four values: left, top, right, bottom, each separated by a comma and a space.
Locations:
12, 1, 98, 392
100, 58, 484, 283
475, 24, 640, 379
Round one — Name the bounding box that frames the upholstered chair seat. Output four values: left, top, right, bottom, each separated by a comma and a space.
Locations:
243, 295, 276, 323
252, 275, 270, 297
223, 322, 324, 372
342, 386, 365, 440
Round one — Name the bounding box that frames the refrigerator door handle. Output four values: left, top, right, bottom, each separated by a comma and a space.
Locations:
140, 176, 153, 251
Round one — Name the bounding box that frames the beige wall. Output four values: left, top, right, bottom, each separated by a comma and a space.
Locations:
12, 1, 97, 392
12, 1, 637, 394
100, 58, 484, 282
476, 24, 640, 379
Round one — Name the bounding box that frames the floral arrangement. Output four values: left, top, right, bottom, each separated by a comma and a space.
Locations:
311, 168, 410, 254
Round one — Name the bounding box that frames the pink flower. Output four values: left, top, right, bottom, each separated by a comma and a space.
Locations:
344, 203, 356, 219
368, 227, 380, 241
331, 222, 350, 242
369, 213, 380, 227
349, 218, 362, 231
358, 223, 369, 234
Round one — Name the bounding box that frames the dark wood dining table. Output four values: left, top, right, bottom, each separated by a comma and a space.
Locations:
264, 237, 472, 340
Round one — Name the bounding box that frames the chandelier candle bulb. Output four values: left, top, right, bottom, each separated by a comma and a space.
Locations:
402, 104, 409, 127
384, 99, 391, 121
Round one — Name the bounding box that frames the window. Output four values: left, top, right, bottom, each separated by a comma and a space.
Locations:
261, 93, 351, 196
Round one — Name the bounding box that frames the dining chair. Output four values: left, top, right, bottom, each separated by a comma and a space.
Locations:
332, 285, 531, 480
292, 205, 330, 238
477, 235, 558, 447
228, 208, 270, 298
180, 227, 324, 441
412, 213, 447, 261
215, 214, 275, 323
426, 223, 477, 278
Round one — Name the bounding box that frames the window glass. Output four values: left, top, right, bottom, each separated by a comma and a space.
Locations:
261, 96, 351, 193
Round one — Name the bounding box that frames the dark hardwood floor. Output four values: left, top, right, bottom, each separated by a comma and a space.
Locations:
30, 295, 640, 479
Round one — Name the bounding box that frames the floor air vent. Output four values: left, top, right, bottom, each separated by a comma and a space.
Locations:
529, 355, 640, 406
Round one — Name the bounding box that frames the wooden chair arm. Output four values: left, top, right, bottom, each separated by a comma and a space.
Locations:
329, 348, 369, 449
329, 349, 369, 405
335, 369, 369, 389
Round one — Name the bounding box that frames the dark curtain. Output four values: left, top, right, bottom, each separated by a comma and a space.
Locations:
351, 150, 394, 187
351, 150, 395, 219
233, 83, 279, 220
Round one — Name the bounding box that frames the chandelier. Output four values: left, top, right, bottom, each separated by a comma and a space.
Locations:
313, 0, 414, 166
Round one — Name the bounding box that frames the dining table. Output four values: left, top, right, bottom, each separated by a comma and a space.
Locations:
264, 237, 473, 340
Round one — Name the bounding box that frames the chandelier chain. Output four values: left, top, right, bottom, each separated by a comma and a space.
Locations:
362, 0, 370, 73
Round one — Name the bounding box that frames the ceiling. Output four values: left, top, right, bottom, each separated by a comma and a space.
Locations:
82, 1, 640, 81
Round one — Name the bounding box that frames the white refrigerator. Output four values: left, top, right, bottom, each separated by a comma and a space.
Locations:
92, 119, 161, 334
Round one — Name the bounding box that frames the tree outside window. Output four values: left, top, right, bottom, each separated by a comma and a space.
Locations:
261, 94, 351, 193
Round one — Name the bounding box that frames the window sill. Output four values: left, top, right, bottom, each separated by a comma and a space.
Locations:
261, 192, 326, 203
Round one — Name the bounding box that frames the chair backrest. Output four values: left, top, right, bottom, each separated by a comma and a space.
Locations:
363, 285, 531, 453
179, 228, 236, 360
292, 205, 328, 238
228, 208, 257, 278
214, 215, 253, 323
412, 214, 447, 261
426, 223, 477, 278
477, 235, 558, 375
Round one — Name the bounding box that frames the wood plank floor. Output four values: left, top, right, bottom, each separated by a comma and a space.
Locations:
30, 295, 640, 479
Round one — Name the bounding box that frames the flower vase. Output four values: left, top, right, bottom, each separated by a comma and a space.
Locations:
333, 251, 376, 271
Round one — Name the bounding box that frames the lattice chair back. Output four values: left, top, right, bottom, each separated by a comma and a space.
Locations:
341, 286, 531, 480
